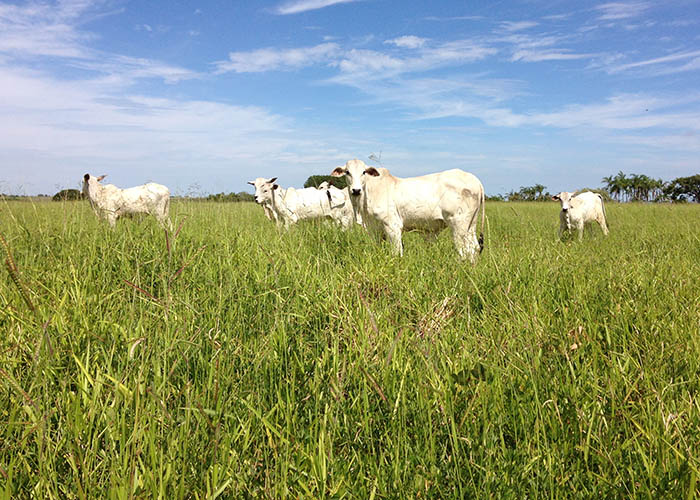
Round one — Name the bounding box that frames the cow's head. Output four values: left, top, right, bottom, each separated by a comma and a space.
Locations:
247, 177, 278, 205
331, 159, 379, 197
552, 191, 576, 212
82, 173, 107, 195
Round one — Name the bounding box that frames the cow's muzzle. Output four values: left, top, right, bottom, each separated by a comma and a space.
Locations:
351, 189, 361, 197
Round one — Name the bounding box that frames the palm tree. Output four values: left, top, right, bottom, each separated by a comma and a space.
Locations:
601, 175, 616, 201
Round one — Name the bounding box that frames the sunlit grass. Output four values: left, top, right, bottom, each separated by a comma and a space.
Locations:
1, 199, 699, 498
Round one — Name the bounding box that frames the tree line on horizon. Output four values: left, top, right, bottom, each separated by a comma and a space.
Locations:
4, 171, 698, 203
499, 172, 699, 203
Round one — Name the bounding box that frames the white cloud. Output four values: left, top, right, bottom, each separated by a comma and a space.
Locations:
215, 43, 340, 73
527, 93, 700, 131
385, 36, 427, 49
594, 2, 651, 21
274, 0, 358, 15
499, 21, 538, 32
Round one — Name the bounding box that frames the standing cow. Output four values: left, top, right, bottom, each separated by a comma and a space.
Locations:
248, 177, 281, 223
552, 191, 609, 240
331, 159, 485, 263
82, 174, 170, 228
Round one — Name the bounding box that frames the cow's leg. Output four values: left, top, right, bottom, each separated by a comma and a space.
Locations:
576, 221, 584, 241
382, 222, 403, 256
106, 214, 117, 228
598, 215, 609, 236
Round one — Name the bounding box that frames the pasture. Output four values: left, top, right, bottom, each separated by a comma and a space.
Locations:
1, 199, 699, 498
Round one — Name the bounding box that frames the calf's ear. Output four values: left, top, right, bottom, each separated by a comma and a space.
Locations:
331, 167, 346, 177
268, 177, 278, 183
97, 175, 107, 181
365, 167, 380, 177
247, 181, 255, 186
84, 174, 90, 181
272, 184, 279, 190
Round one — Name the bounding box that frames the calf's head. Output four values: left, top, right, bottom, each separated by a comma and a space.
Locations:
247, 177, 278, 205
552, 191, 576, 212
331, 159, 379, 197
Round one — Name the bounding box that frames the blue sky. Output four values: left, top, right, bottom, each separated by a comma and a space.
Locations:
1, 0, 699, 196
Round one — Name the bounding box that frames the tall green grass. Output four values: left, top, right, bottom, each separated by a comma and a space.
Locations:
1, 199, 699, 498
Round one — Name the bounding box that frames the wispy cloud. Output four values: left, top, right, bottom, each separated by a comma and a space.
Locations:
214, 43, 340, 73
0, 0, 96, 58
0, 0, 198, 85
499, 21, 538, 32
497, 32, 595, 63
511, 48, 594, 62
610, 49, 700, 74
273, 0, 358, 15
332, 40, 497, 80
423, 15, 484, 22
594, 2, 651, 21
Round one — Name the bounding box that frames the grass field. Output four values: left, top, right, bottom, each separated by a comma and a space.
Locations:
1, 199, 699, 498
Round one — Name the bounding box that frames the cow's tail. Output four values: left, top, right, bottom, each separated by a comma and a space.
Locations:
478, 184, 486, 253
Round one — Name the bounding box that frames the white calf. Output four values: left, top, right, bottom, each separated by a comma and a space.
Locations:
316, 181, 358, 228
552, 191, 609, 240
331, 159, 485, 262
252, 178, 353, 229
82, 174, 170, 228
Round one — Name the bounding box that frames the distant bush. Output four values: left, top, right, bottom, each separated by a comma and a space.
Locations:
202, 192, 255, 203
485, 194, 505, 202
664, 174, 700, 203
53, 189, 84, 201
304, 175, 347, 190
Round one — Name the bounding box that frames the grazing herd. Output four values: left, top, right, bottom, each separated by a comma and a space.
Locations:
81, 160, 609, 262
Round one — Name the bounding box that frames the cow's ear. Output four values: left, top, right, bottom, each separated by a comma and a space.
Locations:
247, 181, 255, 186
551, 195, 559, 201
365, 167, 380, 177
84, 174, 90, 181
272, 184, 279, 190
269, 177, 277, 183
97, 175, 107, 181
331, 167, 345, 177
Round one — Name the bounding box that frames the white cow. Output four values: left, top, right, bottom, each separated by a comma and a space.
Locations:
82, 174, 170, 228
552, 191, 609, 240
248, 177, 280, 223
250, 178, 353, 229
331, 159, 486, 262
